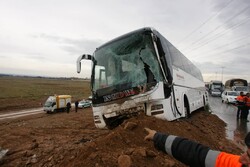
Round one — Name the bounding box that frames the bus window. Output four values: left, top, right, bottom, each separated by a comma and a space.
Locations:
139, 46, 161, 82
93, 66, 106, 89
106, 56, 118, 85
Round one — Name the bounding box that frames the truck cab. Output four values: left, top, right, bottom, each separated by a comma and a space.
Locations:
43, 95, 71, 113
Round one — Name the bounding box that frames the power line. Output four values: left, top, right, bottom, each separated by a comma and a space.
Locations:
190, 32, 250, 57
190, 42, 250, 59
185, 17, 250, 54
177, 0, 236, 45
181, 4, 250, 51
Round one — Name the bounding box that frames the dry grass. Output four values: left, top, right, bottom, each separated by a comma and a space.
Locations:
0, 76, 91, 112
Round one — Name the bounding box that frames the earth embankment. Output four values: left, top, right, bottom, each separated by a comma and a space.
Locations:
0, 108, 242, 167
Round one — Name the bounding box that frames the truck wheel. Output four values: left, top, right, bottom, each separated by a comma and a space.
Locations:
47, 111, 51, 114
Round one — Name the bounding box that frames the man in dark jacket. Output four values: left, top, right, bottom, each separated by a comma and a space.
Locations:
75, 101, 79, 112
66, 102, 71, 113
236, 91, 245, 119
144, 128, 250, 167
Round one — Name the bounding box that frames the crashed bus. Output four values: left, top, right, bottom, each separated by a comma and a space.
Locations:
77, 27, 208, 129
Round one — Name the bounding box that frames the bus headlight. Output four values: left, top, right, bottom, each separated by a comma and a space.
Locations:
151, 104, 163, 110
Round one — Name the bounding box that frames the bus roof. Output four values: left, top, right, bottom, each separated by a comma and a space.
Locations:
96, 27, 155, 51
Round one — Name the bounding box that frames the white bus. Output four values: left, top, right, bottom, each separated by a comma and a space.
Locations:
77, 27, 208, 129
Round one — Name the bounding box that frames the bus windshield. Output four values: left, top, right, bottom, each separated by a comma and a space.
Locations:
92, 32, 163, 94
212, 84, 222, 89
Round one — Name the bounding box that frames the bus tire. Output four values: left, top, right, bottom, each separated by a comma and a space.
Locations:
184, 96, 190, 118
203, 96, 206, 110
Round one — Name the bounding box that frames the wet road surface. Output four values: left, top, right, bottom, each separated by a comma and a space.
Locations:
0, 108, 43, 120
209, 96, 249, 150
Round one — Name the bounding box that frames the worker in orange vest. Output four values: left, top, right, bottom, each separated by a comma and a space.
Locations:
241, 93, 250, 121
236, 91, 245, 119
144, 128, 250, 167
246, 93, 250, 108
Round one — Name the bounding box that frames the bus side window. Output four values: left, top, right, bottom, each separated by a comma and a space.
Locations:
99, 69, 107, 87
107, 58, 116, 85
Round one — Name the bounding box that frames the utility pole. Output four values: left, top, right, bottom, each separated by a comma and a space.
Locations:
221, 66, 225, 83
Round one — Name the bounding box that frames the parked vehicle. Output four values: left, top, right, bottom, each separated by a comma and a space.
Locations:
208, 80, 224, 96
43, 95, 71, 113
221, 91, 238, 104
78, 100, 92, 108
210, 89, 222, 97
225, 78, 248, 95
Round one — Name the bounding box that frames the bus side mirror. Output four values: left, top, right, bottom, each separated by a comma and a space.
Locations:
76, 54, 93, 73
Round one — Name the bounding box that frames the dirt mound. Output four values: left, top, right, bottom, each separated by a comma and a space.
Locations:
0, 109, 242, 167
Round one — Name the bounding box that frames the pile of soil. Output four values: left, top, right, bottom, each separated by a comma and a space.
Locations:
0, 108, 243, 167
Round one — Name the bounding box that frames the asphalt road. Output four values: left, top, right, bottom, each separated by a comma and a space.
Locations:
209, 95, 249, 150
0, 107, 44, 120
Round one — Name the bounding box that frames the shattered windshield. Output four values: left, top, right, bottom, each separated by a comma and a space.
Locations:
92, 32, 162, 93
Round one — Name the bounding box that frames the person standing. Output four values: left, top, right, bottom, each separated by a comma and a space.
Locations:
144, 127, 250, 167
75, 100, 79, 113
66, 102, 71, 113
236, 91, 245, 119
242, 93, 250, 121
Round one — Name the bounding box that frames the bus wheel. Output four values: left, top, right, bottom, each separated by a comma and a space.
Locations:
104, 115, 127, 129
184, 96, 190, 118
203, 96, 206, 109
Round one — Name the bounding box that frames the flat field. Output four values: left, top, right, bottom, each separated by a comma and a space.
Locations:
0, 76, 91, 112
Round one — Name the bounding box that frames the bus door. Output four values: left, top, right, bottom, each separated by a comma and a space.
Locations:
172, 85, 183, 117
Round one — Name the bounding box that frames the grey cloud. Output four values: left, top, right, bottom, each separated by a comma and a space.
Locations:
63, 38, 104, 55
0, 55, 8, 58
212, 0, 250, 30
33, 33, 104, 55
24, 55, 46, 60
195, 55, 250, 76
194, 61, 221, 73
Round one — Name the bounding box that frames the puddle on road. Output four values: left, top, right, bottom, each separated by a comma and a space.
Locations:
226, 119, 249, 151
209, 96, 249, 151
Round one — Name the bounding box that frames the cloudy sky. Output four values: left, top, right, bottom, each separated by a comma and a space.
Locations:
0, 0, 250, 82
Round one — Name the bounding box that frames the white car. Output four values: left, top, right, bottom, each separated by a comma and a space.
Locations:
78, 100, 92, 108
221, 91, 238, 104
